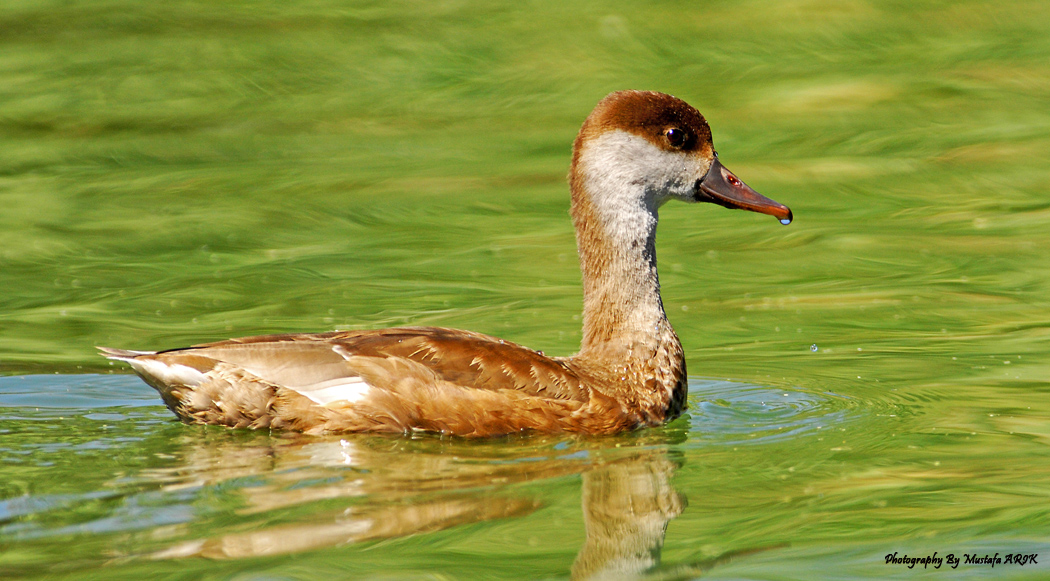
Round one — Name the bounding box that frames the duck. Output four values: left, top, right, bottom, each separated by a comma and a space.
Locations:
99, 90, 792, 437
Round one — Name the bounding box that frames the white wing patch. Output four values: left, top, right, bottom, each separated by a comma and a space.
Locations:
128, 359, 207, 387
288, 377, 371, 406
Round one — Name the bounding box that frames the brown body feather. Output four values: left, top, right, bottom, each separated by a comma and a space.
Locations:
106, 326, 685, 437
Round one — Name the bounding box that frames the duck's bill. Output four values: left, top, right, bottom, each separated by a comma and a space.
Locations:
696, 156, 792, 225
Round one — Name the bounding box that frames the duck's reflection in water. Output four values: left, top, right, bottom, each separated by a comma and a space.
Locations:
572, 457, 684, 580
143, 432, 686, 579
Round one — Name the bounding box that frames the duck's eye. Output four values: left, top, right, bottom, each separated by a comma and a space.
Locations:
664, 128, 687, 148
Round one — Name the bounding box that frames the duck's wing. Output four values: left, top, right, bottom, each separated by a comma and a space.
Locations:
100, 327, 600, 435
176, 327, 586, 400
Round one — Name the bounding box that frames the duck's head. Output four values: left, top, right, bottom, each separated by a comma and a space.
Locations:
570, 90, 792, 225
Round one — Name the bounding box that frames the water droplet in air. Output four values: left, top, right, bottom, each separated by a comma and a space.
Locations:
810, 344, 818, 352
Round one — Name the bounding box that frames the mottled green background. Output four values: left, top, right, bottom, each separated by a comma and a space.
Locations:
2, 0, 1049, 579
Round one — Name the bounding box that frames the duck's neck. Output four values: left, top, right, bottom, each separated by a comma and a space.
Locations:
569, 170, 679, 366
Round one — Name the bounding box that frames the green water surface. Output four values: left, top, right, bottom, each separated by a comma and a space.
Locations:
2, 0, 1050, 579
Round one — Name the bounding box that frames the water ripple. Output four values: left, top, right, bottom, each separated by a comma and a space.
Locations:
684, 378, 896, 446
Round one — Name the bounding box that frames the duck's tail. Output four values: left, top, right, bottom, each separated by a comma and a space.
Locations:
97, 346, 157, 361
99, 344, 293, 430
97, 346, 205, 390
